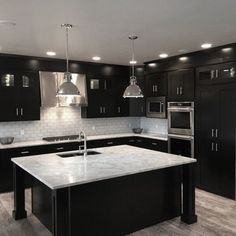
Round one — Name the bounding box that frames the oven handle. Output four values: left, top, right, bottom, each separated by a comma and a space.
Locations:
167, 107, 194, 112
168, 134, 194, 140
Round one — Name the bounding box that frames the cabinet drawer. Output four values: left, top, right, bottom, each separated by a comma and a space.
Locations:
46, 142, 80, 153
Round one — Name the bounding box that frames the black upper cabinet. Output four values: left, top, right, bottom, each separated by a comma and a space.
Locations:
195, 84, 236, 199
0, 70, 40, 121
146, 73, 167, 97
81, 76, 129, 118
196, 62, 236, 85
168, 69, 194, 101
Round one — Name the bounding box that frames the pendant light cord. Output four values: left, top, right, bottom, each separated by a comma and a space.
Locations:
131, 38, 135, 77
66, 26, 69, 74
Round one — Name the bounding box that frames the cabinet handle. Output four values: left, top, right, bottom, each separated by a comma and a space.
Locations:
16, 108, 19, 116
216, 143, 218, 152
107, 141, 113, 145
104, 80, 107, 90
20, 108, 23, 116
56, 147, 64, 150
215, 70, 219, 78
155, 85, 157, 92
128, 139, 135, 143
211, 70, 215, 79
215, 129, 218, 138
152, 142, 157, 146
211, 129, 214, 138
103, 106, 106, 113
177, 87, 179, 95
152, 85, 154, 92
21, 151, 30, 155
141, 106, 144, 113
100, 106, 102, 114
137, 140, 142, 143
118, 106, 121, 113
180, 87, 183, 95
211, 142, 214, 152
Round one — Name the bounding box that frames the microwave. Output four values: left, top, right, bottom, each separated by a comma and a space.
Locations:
168, 102, 194, 136
146, 97, 166, 118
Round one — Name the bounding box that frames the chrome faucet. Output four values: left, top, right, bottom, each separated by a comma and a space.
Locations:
79, 131, 87, 156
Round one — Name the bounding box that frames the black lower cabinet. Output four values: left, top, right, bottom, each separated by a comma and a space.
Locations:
195, 84, 236, 199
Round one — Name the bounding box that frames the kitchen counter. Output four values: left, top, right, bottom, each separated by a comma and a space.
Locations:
0, 132, 168, 149
12, 145, 194, 189
12, 145, 197, 235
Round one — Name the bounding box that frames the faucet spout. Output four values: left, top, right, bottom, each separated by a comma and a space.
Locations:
79, 131, 87, 156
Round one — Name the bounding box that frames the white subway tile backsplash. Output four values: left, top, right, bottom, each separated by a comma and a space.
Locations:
0, 108, 140, 142
140, 117, 168, 134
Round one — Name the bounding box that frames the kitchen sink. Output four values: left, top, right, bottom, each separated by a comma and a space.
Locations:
57, 150, 101, 158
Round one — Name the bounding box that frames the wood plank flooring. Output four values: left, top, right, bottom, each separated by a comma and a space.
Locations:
0, 189, 236, 236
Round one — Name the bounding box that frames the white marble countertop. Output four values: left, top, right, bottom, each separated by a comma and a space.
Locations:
12, 145, 195, 190
0, 132, 168, 149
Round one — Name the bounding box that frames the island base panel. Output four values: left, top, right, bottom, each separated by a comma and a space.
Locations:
181, 163, 198, 224
12, 164, 27, 220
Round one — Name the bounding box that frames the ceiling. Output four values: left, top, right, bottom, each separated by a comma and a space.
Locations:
0, 0, 236, 65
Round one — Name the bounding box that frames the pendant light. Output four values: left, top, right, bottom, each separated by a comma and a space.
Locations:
123, 35, 144, 98
56, 24, 80, 97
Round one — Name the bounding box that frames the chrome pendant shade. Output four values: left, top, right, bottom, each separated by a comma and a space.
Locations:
123, 35, 144, 98
57, 24, 80, 97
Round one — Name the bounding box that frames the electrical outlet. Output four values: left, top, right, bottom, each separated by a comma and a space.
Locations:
128, 123, 132, 128
92, 126, 96, 130
20, 130, 25, 136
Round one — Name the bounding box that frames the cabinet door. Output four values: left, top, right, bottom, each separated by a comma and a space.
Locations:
18, 71, 40, 121
196, 65, 216, 84
115, 99, 129, 117
168, 70, 181, 101
0, 71, 18, 121
217, 87, 236, 199
181, 69, 195, 100
196, 88, 220, 193
146, 73, 167, 97
129, 98, 145, 116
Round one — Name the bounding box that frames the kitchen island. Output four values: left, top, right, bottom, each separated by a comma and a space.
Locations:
12, 145, 197, 236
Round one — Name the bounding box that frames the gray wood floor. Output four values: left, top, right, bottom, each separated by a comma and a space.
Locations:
0, 189, 236, 236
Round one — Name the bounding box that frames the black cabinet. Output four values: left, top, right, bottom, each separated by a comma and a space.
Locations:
0, 70, 40, 121
196, 62, 236, 85
146, 73, 167, 97
168, 69, 194, 101
81, 76, 129, 118
195, 84, 236, 199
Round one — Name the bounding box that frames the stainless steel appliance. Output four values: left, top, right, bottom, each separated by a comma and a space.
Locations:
146, 96, 166, 118
39, 71, 87, 107
168, 102, 194, 136
168, 134, 194, 158
168, 102, 194, 158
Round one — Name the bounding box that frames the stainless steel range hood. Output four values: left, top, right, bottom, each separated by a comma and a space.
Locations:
39, 71, 88, 107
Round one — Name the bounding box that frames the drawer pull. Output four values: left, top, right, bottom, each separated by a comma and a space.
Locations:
151, 142, 157, 146
137, 140, 142, 143
56, 147, 64, 150
21, 151, 30, 154
128, 140, 135, 142
107, 142, 113, 145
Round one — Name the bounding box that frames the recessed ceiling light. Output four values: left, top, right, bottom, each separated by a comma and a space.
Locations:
179, 57, 188, 61
0, 20, 16, 26
148, 63, 157, 67
129, 60, 137, 64
201, 43, 212, 49
46, 51, 56, 56
222, 47, 232, 52
159, 53, 168, 58
92, 56, 101, 61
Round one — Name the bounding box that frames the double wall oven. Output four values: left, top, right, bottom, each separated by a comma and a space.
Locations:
167, 102, 194, 158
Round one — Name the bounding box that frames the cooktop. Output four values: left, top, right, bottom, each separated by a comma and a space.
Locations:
42, 135, 79, 142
